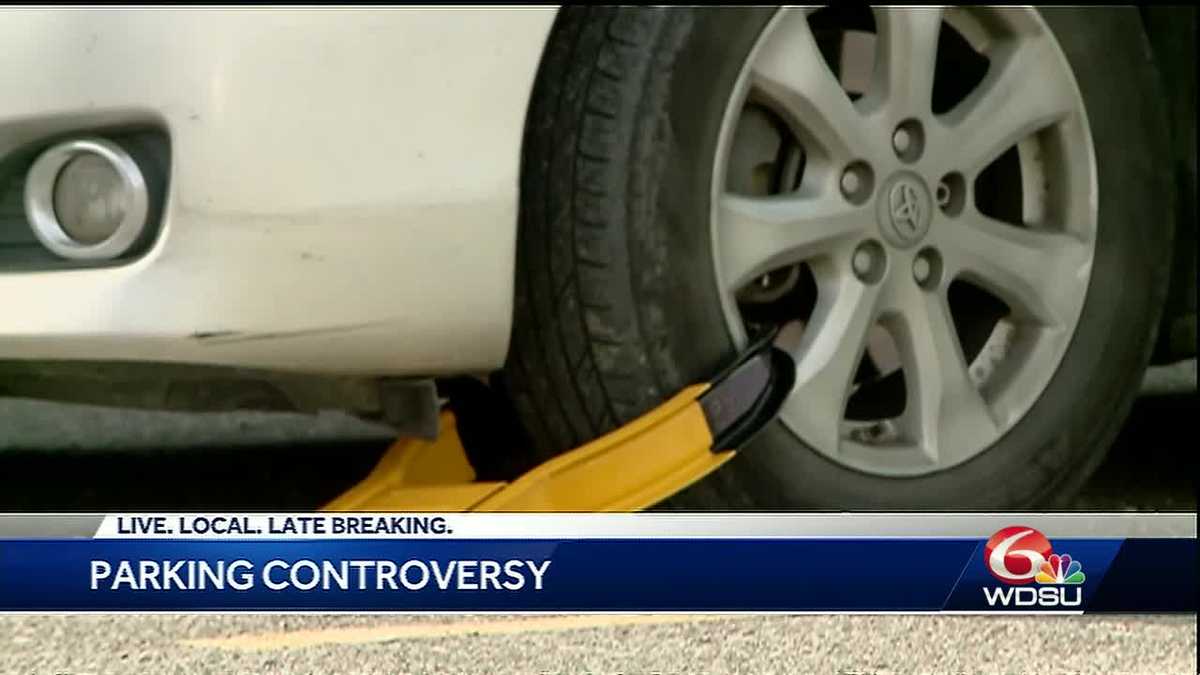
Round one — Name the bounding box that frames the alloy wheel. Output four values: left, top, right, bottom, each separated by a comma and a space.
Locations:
711, 6, 1097, 476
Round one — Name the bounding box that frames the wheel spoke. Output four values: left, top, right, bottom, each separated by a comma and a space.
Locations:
936, 35, 1077, 177
715, 191, 867, 292
867, 7, 943, 116
751, 8, 869, 161
890, 284, 998, 465
938, 211, 1091, 327
777, 273, 882, 453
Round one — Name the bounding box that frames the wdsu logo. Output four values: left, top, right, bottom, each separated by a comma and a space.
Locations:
982, 526, 1086, 608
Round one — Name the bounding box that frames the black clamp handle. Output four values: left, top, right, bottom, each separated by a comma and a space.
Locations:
698, 329, 796, 452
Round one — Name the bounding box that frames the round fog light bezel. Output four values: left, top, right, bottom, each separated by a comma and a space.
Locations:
24, 138, 149, 261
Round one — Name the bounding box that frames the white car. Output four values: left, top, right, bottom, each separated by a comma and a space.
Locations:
2, 7, 1194, 508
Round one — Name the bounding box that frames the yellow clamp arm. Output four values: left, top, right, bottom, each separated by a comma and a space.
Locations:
325, 336, 792, 513
323, 384, 730, 513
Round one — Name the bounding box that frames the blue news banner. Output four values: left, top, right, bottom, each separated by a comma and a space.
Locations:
0, 514, 1193, 612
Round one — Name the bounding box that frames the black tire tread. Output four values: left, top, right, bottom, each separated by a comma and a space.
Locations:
505, 8, 678, 469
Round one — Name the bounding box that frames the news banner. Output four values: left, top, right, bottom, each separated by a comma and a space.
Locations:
0, 514, 1193, 613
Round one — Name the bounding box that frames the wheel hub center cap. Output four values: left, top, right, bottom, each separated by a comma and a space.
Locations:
876, 172, 932, 248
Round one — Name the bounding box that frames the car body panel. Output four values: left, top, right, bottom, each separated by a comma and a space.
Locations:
0, 8, 556, 374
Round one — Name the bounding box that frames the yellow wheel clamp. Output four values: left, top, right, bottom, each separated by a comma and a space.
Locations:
325, 333, 794, 512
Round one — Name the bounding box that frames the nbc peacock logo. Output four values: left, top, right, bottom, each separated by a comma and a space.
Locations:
1034, 553, 1086, 585
981, 526, 1086, 607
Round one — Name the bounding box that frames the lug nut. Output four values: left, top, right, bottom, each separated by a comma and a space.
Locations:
936, 173, 965, 216
839, 162, 874, 205
853, 249, 874, 276
892, 128, 911, 156
912, 247, 942, 289
840, 168, 862, 197
935, 182, 951, 208
851, 240, 886, 284
891, 120, 925, 162
912, 256, 931, 284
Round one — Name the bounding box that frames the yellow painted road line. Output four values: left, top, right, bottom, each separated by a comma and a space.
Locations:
183, 614, 730, 652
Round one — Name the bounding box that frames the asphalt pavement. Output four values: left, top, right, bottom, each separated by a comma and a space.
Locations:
2, 613, 1196, 674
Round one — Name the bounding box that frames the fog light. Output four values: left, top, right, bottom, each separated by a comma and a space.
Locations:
53, 153, 128, 244
25, 138, 149, 261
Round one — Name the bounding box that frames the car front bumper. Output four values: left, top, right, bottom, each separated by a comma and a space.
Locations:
0, 8, 556, 375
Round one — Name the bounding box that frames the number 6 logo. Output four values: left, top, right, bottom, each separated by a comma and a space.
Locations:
984, 526, 1054, 584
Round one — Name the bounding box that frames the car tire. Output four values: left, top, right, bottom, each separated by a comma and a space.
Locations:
501, 6, 1174, 508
